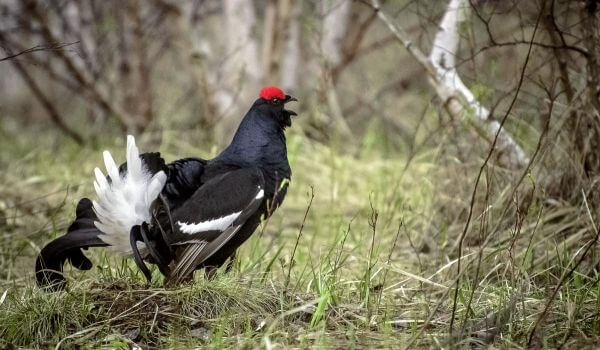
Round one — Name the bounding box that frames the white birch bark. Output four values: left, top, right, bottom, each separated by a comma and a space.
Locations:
429, 0, 529, 168
373, 0, 529, 169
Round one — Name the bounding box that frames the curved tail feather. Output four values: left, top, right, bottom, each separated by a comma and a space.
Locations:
36, 136, 168, 290
35, 198, 108, 291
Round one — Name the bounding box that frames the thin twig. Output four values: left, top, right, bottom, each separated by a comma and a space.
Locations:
285, 186, 314, 290
0, 34, 85, 144
448, 3, 544, 334
375, 220, 403, 315
366, 195, 379, 321
526, 190, 600, 346
0, 41, 79, 62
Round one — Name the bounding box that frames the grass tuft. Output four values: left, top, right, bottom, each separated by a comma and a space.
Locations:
2, 128, 600, 348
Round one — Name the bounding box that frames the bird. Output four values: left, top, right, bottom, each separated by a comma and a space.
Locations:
35, 86, 298, 290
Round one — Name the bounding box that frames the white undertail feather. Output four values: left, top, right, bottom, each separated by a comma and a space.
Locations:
92, 135, 167, 254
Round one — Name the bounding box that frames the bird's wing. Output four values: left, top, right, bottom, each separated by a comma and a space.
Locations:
168, 167, 265, 282
162, 157, 207, 208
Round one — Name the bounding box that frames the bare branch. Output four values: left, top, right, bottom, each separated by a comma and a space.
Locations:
430, 0, 530, 168
0, 42, 78, 62
369, 0, 530, 169
23, 2, 131, 130
7, 53, 84, 144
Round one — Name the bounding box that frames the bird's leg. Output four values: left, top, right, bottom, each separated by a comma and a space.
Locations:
129, 226, 153, 283
139, 222, 170, 277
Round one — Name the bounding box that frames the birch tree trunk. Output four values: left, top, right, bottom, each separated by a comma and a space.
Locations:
218, 0, 262, 117
320, 0, 351, 69
262, 0, 294, 86
280, 1, 301, 91
167, 1, 221, 135
319, 0, 354, 139
372, 0, 530, 169
118, 0, 154, 132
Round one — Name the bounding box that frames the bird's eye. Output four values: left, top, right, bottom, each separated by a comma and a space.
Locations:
271, 98, 279, 104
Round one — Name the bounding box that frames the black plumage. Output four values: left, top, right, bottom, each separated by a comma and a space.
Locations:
36, 87, 297, 290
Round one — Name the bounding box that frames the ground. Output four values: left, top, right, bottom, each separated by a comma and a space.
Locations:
1, 124, 600, 349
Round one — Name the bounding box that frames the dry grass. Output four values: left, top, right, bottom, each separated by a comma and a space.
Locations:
2, 123, 600, 349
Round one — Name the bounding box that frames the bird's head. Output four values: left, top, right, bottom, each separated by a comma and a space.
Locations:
253, 86, 298, 129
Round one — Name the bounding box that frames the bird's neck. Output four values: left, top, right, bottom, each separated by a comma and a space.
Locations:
215, 114, 290, 178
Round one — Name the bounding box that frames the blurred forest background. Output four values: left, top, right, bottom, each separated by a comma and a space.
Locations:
2, 0, 600, 348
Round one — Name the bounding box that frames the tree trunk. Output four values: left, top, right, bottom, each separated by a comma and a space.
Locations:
280, 0, 301, 90
262, 0, 293, 86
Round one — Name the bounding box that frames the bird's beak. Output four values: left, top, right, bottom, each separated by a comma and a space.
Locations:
284, 95, 298, 103
283, 95, 298, 116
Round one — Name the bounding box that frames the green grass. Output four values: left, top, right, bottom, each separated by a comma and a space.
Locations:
2, 123, 600, 349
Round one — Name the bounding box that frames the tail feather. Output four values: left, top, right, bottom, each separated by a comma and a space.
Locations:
35, 198, 107, 291
36, 136, 168, 290
147, 173, 166, 204
103, 150, 120, 186
92, 135, 167, 254
126, 135, 143, 180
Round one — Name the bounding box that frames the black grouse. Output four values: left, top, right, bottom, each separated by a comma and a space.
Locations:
36, 86, 297, 290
